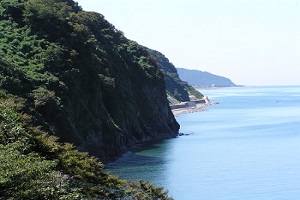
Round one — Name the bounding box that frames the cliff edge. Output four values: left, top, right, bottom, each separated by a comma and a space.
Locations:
0, 0, 179, 163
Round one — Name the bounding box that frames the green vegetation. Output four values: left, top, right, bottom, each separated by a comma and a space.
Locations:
0, 0, 179, 161
146, 48, 204, 102
0, 91, 172, 199
0, 0, 198, 198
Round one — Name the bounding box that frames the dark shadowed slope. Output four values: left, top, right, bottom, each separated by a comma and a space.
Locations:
0, 0, 179, 198
147, 49, 204, 101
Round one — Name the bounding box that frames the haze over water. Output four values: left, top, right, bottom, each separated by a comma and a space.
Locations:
106, 86, 300, 199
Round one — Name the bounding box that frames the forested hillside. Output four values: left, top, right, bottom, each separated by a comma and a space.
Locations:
177, 68, 237, 87
0, 0, 183, 198
147, 49, 203, 101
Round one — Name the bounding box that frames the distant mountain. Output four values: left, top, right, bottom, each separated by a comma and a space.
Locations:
177, 68, 237, 87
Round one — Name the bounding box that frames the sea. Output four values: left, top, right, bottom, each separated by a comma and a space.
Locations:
105, 86, 300, 200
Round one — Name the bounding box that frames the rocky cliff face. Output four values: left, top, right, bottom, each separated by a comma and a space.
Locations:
0, 0, 179, 162
146, 49, 204, 102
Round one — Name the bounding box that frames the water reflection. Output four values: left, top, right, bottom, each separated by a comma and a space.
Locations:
105, 139, 175, 186
106, 86, 300, 199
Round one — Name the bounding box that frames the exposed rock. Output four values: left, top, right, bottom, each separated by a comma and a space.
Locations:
0, 0, 179, 162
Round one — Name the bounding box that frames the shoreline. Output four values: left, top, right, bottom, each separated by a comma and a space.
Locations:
171, 103, 207, 116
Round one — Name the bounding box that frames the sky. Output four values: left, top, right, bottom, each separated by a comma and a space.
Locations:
75, 0, 300, 86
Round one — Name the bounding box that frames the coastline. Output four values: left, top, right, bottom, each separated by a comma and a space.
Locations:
171, 103, 207, 116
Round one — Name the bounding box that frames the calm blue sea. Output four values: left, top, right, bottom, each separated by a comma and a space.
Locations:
106, 86, 300, 200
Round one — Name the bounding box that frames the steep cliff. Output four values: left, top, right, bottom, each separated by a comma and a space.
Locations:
146, 49, 204, 102
0, 0, 179, 198
0, 0, 179, 163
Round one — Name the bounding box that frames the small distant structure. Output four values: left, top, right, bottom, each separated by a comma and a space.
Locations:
203, 96, 210, 104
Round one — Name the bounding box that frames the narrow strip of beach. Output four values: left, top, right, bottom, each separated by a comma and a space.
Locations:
171, 103, 206, 116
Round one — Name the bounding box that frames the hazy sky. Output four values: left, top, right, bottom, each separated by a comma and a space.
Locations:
75, 0, 300, 86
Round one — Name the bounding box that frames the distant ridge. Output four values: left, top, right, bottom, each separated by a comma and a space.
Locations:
177, 68, 237, 87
